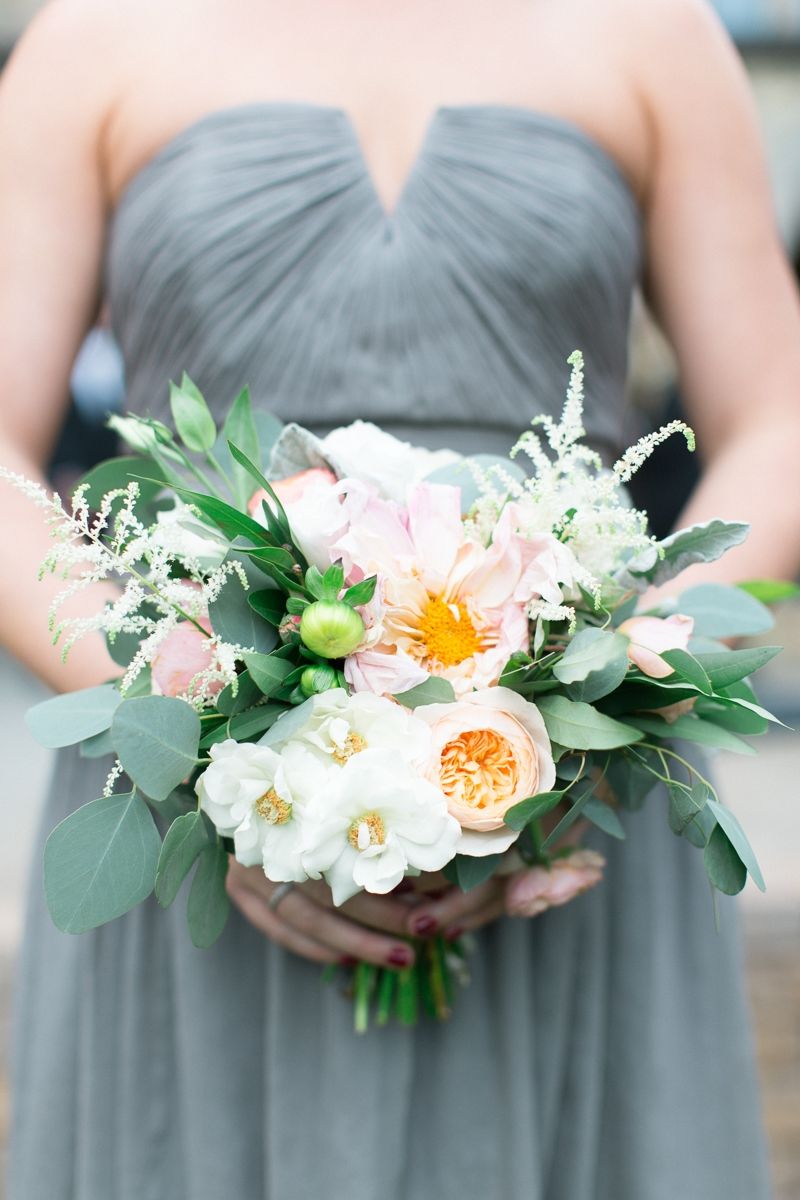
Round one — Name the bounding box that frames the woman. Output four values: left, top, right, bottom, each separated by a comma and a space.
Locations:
1, 0, 798, 1196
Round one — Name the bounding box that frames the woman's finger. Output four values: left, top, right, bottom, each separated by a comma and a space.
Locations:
276, 886, 416, 969
402, 876, 502, 938
300, 875, 420, 937
226, 872, 339, 964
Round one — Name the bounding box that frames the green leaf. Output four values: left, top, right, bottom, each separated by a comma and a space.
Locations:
452, 853, 504, 892
248, 589, 287, 627
393, 677, 457, 708
207, 572, 278, 654
343, 576, 378, 607
106, 624, 152, 669
676, 583, 774, 638
694, 695, 768, 736
221, 387, 261, 509
692, 645, 782, 690
504, 790, 565, 832
625, 520, 750, 588
79, 728, 115, 760
667, 782, 713, 847
536, 696, 644, 750
187, 842, 230, 948
704, 824, 747, 895
321, 562, 345, 598
581, 797, 626, 839
243, 652, 294, 697
541, 778, 596, 850
625, 713, 756, 755
169, 485, 273, 545
111, 696, 201, 801
707, 799, 766, 891
228, 704, 286, 741
27, 684, 121, 749
44, 792, 161, 933
605, 749, 661, 811
216, 671, 263, 716
155, 811, 210, 907
554, 628, 628, 685
198, 717, 231, 750
170, 374, 217, 453
227, 442, 292, 542
738, 579, 800, 604
75, 455, 169, 512
659, 649, 712, 694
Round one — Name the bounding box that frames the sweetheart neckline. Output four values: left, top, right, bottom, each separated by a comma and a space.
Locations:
111, 100, 642, 226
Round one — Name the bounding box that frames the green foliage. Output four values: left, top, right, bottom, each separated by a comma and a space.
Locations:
243, 652, 294, 697
581, 797, 626, 839
216, 670, 263, 716
448, 853, 505, 892
553, 628, 630, 702
692, 645, 781, 691
220, 387, 261, 509
44, 792, 161, 933
540, 777, 596, 850
76, 455, 170, 513
227, 704, 286, 741
170, 374, 217, 453
343, 576, 378, 607
155, 811, 210, 907
187, 842, 230, 948
704, 824, 747, 895
248, 589, 287, 627
667, 782, 713, 848
626, 713, 756, 755
677, 583, 774, 638
623, 520, 750, 589
111, 696, 201, 801
27, 684, 121, 749
207, 572, 278, 654
707, 799, 765, 892
226, 442, 292, 543
504, 790, 565, 832
394, 677, 457, 708
659, 649, 712, 693
536, 696, 643, 750
79, 729, 115, 760
738, 579, 800, 603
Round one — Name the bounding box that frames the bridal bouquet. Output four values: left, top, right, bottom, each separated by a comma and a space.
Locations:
8, 352, 786, 1029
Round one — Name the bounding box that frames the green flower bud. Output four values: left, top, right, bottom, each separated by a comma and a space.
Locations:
299, 600, 365, 660
300, 664, 340, 698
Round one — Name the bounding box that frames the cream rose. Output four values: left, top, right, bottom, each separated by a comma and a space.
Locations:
416, 687, 556, 857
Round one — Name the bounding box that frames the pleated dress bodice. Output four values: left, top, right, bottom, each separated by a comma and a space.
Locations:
106, 101, 642, 455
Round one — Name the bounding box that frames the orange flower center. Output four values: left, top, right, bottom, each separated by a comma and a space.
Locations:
255, 788, 293, 826
418, 595, 482, 668
332, 731, 368, 765
348, 812, 387, 851
439, 730, 520, 810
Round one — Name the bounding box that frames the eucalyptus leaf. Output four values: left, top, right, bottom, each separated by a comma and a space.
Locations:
667, 782, 712, 848
540, 778, 596, 850
707, 799, 766, 891
44, 792, 161, 933
581, 797, 626, 839
208, 572, 278, 654
692, 645, 782, 691
553, 628, 628, 685
228, 704, 286, 741
504, 790, 565, 832
155, 811, 210, 907
625, 713, 756, 755
76, 456, 169, 513
605, 749, 661, 811
243, 652, 294, 697
393, 677, 457, 708
452, 853, 505, 892
79, 729, 115, 760
676, 583, 774, 638
187, 842, 230, 948
536, 696, 643, 750
111, 696, 201, 801
694, 696, 768, 736
170, 375, 217, 453
216, 671, 263, 716
659, 649, 712, 694
27, 684, 121, 749
704, 824, 747, 895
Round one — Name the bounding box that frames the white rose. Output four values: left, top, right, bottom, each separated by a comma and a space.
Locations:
260, 687, 432, 771
195, 740, 327, 883
302, 749, 461, 904
321, 421, 459, 504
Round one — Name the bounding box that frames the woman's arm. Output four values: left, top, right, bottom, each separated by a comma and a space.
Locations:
0, 3, 120, 690
636, 0, 800, 585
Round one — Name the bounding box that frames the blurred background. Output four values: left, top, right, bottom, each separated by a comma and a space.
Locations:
0, 1, 799, 1195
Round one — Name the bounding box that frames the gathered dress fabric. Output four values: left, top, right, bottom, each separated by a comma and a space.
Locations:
9, 103, 771, 1199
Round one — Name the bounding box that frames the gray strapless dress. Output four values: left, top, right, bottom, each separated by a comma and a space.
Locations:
10, 104, 770, 1199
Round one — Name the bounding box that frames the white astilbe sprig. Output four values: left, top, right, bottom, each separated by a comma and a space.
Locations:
466, 350, 696, 615
0, 468, 248, 705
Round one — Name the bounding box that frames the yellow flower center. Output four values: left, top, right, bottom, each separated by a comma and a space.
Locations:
439, 730, 519, 810
332, 731, 368, 765
254, 787, 293, 826
348, 812, 387, 851
418, 595, 482, 668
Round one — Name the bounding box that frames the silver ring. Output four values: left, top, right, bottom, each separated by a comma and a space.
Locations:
267, 881, 296, 913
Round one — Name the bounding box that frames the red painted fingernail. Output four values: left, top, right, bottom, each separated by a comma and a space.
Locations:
444, 926, 464, 942
411, 914, 438, 938
387, 946, 414, 968
339, 955, 358, 967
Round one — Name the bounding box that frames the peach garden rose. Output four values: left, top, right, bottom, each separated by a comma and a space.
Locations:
416, 686, 556, 857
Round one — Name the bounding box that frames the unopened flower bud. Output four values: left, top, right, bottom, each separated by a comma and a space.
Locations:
300, 664, 339, 698
299, 600, 365, 660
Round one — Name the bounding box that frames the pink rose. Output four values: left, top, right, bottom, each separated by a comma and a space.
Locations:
617, 613, 694, 679
151, 617, 223, 700
247, 467, 337, 516
505, 849, 606, 917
